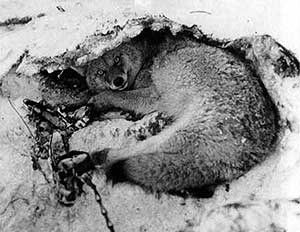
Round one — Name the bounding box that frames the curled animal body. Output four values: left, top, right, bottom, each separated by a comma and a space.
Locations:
80, 30, 279, 194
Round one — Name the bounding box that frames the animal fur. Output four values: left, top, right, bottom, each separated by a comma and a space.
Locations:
85, 32, 278, 194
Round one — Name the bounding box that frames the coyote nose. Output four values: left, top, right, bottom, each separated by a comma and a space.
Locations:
113, 76, 125, 88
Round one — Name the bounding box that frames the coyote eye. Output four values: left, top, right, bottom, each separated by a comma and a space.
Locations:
97, 69, 105, 76
114, 56, 121, 64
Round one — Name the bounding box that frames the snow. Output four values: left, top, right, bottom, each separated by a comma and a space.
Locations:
1, 0, 300, 231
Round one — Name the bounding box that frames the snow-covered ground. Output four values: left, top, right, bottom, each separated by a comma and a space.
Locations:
0, 1, 300, 232
2, 0, 298, 56
133, 0, 300, 58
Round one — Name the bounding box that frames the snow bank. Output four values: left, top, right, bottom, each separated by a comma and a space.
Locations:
1, 1, 300, 231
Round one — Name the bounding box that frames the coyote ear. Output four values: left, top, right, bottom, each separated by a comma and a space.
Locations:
70, 66, 86, 77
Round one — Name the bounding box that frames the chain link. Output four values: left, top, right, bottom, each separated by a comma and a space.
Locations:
81, 174, 115, 232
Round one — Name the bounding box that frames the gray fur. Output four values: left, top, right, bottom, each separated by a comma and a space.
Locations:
87, 37, 278, 193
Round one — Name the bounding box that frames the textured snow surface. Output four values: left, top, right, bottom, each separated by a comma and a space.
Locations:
1, 1, 300, 232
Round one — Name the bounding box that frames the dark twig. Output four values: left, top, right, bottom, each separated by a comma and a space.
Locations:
0, 16, 32, 27
0, 197, 30, 215
7, 97, 50, 183
56, 6, 66, 12
190, 10, 212, 15
7, 98, 36, 141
